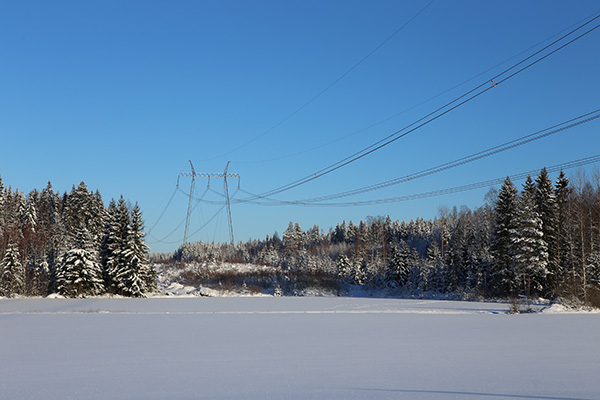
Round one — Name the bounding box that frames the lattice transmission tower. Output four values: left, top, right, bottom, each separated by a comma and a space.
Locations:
177, 161, 240, 245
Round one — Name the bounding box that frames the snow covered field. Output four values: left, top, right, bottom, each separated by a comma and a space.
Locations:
1, 297, 598, 400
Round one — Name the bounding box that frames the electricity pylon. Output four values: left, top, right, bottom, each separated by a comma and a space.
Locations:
178, 161, 240, 245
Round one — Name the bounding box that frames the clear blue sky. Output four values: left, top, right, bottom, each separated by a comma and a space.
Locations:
1, 0, 599, 253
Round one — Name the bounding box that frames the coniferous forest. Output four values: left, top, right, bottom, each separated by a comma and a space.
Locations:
164, 168, 600, 308
2, 168, 599, 307
0, 179, 156, 297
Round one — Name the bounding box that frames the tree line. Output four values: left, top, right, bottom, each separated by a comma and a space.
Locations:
0, 179, 156, 297
171, 168, 600, 307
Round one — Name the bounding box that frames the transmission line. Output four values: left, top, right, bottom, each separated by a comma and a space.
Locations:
291, 108, 600, 203
234, 9, 600, 165
251, 13, 600, 199
201, 0, 436, 162
232, 155, 600, 207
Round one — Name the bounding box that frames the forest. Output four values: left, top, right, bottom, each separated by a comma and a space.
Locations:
0, 179, 156, 297
160, 168, 600, 308
2, 168, 599, 307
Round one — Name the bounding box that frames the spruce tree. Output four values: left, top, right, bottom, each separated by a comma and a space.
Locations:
100, 199, 119, 292
383, 242, 410, 289
336, 254, 352, 282
353, 257, 369, 286
116, 203, 155, 296
491, 177, 519, 296
55, 249, 104, 297
554, 170, 572, 281
105, 196, 130, 295
0, 243, 25, 296
534, 168, 559, 295
514, 176, 549, 298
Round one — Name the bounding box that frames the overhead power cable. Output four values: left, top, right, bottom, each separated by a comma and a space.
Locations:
235, 9, 600, 165
179, 108, 599, 208
251, 13, 600, 199
147, 186, 210, 244
292, 108, 600, 203
232, 155, 600, 207
147, 186, 178, 235
201, 0, 436, 162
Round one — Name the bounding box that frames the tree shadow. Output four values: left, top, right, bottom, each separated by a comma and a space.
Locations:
346, 388, 593, 400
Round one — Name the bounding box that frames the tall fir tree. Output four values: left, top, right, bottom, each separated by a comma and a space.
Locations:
554, 170, 572, 281
383, 241, 410, 289
0, 243, 25, 296
100, 199, 119, 292
514, 176, 549, 298
534, 168, 559, 296
491, 177, 519, 296
116, 203, 155, 296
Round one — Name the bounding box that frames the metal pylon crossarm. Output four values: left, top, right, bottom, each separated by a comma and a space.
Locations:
179, 161, 239, 245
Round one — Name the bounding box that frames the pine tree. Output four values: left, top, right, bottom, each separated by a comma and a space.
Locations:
55, 249, 104, 297
514, 176, 549, 298
0, 243, 25, 296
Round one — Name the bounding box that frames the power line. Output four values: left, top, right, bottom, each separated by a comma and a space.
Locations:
251, 13, 600, 199
172, 107, 599, 210
234, 9, 600, 165
233, 155, 600, 207
291, 108, 600, 203
147, 185, 210, 244
201, 0, 437, 162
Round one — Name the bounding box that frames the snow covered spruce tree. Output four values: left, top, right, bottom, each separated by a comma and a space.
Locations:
554, 170, 572, 282
534, 168, 559, 295
336, 254, 353, 282
55, 249, 104, 297
116, 203, 156, 296
101, 197, 155, 297
514, 176, 549, 298
54, 182, 106, 297
383, 241, 410, 289
491, 177, 520, 296
0, 243, 25, 297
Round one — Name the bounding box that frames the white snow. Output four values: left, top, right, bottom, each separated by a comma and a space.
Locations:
1, 297, 598, 400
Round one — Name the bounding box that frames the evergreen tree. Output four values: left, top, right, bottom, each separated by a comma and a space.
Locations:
353, 257, 369, 286
100, 199, 119, 292
0, 243, 24, 296
105, 196, 130, 294
514, 176, 549, 298
554, 170, 572, 281
116, 203, 155, 296
383, 241, 410, 289
336, 254, 352, 282
29, 258, 50, 296
426, 240, 446, 292
491, 177, 519, 296
55, 249, 104, 297
534, 168, 559, 295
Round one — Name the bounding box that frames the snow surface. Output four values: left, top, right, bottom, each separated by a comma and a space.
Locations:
1, 297, 599, 400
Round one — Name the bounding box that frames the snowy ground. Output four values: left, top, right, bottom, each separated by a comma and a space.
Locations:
1, 297, 598, 400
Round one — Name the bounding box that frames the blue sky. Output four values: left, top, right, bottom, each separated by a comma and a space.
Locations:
1, 0, 599, 253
